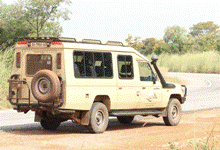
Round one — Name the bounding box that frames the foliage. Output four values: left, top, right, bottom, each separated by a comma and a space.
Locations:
190, 21, 220, 37
0, 47, 14, 109
0, 1, 31, 51
154, 40, 170, 55
140, 38, 157, 55
126, 21, 220, 55
0, 0, 72, 51
185, 32, 220, 53
163, 25, 187, 44
22, 0, 71, 37
125, 34, 143, 51
163, 25, 187, 54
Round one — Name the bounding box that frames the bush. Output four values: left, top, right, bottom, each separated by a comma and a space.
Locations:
0, 47, 14, 109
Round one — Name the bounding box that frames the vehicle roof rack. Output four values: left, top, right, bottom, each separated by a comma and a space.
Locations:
18, 37, 128, 47
82, 39, 102, 44
106, 41, 124, 46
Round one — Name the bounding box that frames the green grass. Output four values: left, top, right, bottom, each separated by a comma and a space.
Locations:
0, 48, 14, 109
156, 51, 220, 74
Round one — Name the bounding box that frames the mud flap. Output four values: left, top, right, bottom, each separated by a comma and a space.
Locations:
80, 111, 91, 125
70, 111, 90, 125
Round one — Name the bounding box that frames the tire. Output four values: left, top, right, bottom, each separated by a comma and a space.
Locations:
88, 102, 109, 133
31, 70, 61, 103
117, 116, 134, 124
40, 119, 60, 130
163, 98, 182, 126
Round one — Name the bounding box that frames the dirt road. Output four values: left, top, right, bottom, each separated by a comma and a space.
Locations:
1, 108, 220, 150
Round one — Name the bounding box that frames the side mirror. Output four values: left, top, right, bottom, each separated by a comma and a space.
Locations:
153, 74, 157, 84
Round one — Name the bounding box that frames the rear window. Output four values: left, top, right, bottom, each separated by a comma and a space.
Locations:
26, 54, 52, 75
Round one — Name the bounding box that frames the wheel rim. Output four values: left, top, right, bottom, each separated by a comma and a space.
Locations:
95, 110, 105, 126
37, 77, 51, 94
171, 105, 178, 119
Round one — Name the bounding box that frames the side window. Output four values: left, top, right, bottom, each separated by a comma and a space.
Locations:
138, 62, 154, 81
118, 55, 134, 79
73, 51, 113, 78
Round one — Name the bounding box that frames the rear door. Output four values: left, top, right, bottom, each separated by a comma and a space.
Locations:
116, 54, 140, 109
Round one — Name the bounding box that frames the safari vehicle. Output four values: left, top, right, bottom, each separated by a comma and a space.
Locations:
8, 37, 187, 133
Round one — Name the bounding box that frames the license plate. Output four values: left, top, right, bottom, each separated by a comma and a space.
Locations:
31, 42, 47, 47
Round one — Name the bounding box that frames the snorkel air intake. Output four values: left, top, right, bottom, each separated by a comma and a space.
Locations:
151, 55, 175, 89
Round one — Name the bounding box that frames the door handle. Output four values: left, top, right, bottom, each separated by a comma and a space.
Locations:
119, 87, 122, 90
137, 91, 140, 96
142, 87, 146, 89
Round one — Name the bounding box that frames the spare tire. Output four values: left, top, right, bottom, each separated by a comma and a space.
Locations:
31, 70, 61, 103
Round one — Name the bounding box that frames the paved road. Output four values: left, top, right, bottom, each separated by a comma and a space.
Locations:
1, 73, 220, 128
168, 72, 220, 112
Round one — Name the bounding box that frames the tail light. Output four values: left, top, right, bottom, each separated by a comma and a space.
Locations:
16, 52, 21, 68
57, 53, 61, 69
52, 42, 62, 45
17, 42, 27, 45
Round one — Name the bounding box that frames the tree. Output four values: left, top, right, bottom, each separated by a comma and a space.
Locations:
22, 0, 72, 37
154, 40, 170, 54
0, 1, 31, 50
125, 34, 143, 51
0, 0, 71, 51
163, 25, 187, 53
189, 21, 220, 37
185, 32, 220, 52
141, 38, 157, 55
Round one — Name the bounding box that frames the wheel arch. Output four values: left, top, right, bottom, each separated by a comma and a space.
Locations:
170, 94, 183, 104
93, 95, 111, 111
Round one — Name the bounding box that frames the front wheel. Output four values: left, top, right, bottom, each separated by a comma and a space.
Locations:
163, 98, 182, 126
88, 102, 109, 133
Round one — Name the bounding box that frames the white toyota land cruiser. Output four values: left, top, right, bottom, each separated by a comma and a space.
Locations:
8, 37, 187, 133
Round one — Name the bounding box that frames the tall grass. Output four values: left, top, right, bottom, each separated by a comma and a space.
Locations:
0, 48, 14, 109
157, 51, 220, 74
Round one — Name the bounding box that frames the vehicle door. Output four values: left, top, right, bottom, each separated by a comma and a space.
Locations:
116, 54, 140, 109
138, 61, 162, 108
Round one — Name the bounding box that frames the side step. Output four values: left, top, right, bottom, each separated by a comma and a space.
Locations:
110, 109, 163, 116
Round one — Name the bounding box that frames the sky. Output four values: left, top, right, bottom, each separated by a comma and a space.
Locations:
2, 0, 220, 42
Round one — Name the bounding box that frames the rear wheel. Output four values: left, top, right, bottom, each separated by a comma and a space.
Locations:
163, 98, 181, 126
88, 102, 109, 133
117, 116, 134, 124
40, 118, 61, 130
